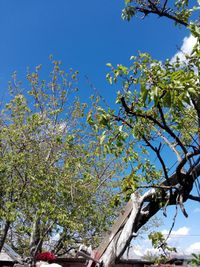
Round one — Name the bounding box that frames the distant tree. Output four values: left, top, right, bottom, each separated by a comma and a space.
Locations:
142, 251, 159, 263
0, 60, 121, 258
87, 1, 200, 266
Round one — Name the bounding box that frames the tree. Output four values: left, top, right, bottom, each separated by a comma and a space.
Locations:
87, 1, 200, 266
147, 231, 177, 263
0, 60, 120, 258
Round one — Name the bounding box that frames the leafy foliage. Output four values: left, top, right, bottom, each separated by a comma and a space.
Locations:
88, 1, 200, 260
122, 0, 200, 26
148, 231, 176, 263
1, 1, 200, 264
0, 60, 120, 257
189, 253, 200, 266
90, 28, 200, 204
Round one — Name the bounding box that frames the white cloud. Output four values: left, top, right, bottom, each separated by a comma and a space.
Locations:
171, 34, 197, 63
133, 247, 143, 257
160, 227, 190, 251
143, 247, 160, 255
162, 226, 190, 237
186, 242, 200, 254
125, 227, 194, 258
123, 244, 144, 259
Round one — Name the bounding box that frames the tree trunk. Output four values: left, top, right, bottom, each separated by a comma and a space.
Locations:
29, 217, 41, 258
99, 165, 200, 267
100, 192, 148, 267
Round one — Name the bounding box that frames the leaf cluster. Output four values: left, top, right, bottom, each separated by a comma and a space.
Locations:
0, 60, 120, 257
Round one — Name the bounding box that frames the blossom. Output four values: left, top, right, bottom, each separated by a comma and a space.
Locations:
36, 252, 56, 262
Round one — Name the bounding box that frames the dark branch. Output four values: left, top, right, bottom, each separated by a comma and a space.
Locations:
121, 97, 188, 155
157, 103, 187, 155
176, 150, 200, 177
188, 195, 200, 202
191, 97, 200, 146
141, 134, 170, 185
121, 97, 164, 129
162, 0, 168, 13
136, 161, 200, 231
134, 6, 188, 27
113, 114, 133, 129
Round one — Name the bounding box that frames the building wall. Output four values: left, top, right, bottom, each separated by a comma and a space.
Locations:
0, 261, 14, 267
0, 258, 186, 267
56, 258, 152, 267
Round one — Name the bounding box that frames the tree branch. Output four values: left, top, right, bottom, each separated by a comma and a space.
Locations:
176, 150, 200, 178
162, 0, 168, 13
121, 97, 187, 155
155, 128, 182, 162
188, 194, 200, 202
191, 96, 200, 146
33, 221, 55, 258
120, 97, 164, 130
100, 163, 200, 267
141, 134, 170, 185
157, 103, 187, 155
134, 6, 188, 27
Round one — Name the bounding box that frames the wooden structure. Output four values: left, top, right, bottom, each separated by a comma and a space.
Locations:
0, 244, 22, 267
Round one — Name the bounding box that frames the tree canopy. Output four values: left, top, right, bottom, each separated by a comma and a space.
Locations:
0, 60, 121, 258
86, 1, 200, 266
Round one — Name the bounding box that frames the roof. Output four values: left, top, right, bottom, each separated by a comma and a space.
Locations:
0, 244, 22, 263
0, 250, 13, 262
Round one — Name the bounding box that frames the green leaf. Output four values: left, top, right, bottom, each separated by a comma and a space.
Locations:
106, 63, 112, 67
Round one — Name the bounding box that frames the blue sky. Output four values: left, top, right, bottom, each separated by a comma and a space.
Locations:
0, 0, 188, 100
0, 0, 199, 256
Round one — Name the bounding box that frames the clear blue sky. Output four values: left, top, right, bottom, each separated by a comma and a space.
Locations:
0, 0, 188, 101
0, 0, 199, 256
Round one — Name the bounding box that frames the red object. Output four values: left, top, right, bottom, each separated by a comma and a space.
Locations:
36, 252, 56, 262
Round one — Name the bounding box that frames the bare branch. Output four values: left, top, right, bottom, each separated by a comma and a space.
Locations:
134, 6, 188, 27
188, 194, 200, 202
157, 103, 188, 155
162, 204, 178, 245
33, 221, 55, 257
147, 0, 160, 12
121, 97, 188, 155
141, 134, 170, 186
162, 0, 168, 13
155, 128, 182, 162
176, 150, 200, 177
